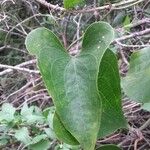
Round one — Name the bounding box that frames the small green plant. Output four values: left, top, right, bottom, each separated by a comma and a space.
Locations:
0, 102, 65, 150
25, 22, 127, 150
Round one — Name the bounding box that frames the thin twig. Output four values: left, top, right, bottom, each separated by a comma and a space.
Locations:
35, 0, 146, 13
4, 13, 48, 47
124, 18, 150, 29
0, 59, 38, 76
0, 64, 39, 74
115, 28, 150, 42
72, 13, 82, 54
116, 40, 150, 48
35, 0, 65, 11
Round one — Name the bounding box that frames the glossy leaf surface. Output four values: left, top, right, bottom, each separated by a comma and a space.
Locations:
25, 22, 114, 150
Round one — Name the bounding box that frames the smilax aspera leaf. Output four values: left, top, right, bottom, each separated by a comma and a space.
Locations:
25, 22, 126, 150
52, 49, 127, 145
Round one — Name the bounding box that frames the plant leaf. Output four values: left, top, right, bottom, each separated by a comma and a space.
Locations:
25, 22, 114, 150
30, 134, 47, 145
29, 139, 50, 150
123, 15, 131, 31
53, 113, 79, 145
21, 102, 44, 124
47, 107, 55, 128
64, 0, 84, 9
44, 128, 56, 140
0, 103, 16, 122
122, 47, 150, 104
98, 49, 127, 138
62, 143, 81, 150
0, 138, 8, 146
97, 144, 122, 150
14, 127, 31, 145
112, 11, 126, 27
141, 103, 150, 111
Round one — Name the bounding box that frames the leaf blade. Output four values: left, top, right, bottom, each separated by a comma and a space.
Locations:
0, 103, 16, 122
122, 47, 150, 103
53, 113, 79, 145
14, 127, 31, 145
25, 22, 114, 150
98, 49, 127, 138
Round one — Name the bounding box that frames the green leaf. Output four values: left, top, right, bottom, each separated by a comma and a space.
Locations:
47, 107, 55, 128
30, 134, 47, 145
25, 22, 114, 150
14, 127, 31, 145
21, 102, 44, 124
53, 49, 127, 143
123, 15, 131, 31
123, 15, 130, 26
122, 47, 150, 104
0, 138, 8, 146
97, 144, 122, 150
44, 128, 56, 139
53, 113, 79, 145
141, 103, 150, 111
98, 49, 127, 138
64, 0, 85, 9
0, 103, 16, 122
112, 11, 126, 27
62, 143, 81, 150
29, 139, 50, 150
43, 107, 56, 139
43, 106, 55, 118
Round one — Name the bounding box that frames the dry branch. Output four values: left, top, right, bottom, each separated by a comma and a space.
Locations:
115, 28, 150, 42
0, 59, 39, 76
35, 0, 146, 13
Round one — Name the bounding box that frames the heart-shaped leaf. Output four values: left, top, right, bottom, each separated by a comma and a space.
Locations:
98, 49, 127, 138
122, 47, 150, 107
25, 22, 114, 150
53, 49, 127, 144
